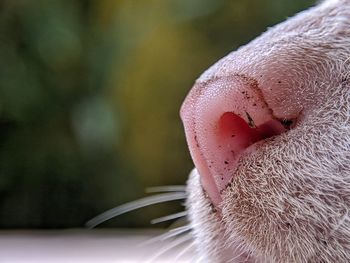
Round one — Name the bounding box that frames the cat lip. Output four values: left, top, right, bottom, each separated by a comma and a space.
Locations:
181, 75, 291, 206
187, 170, 263, 263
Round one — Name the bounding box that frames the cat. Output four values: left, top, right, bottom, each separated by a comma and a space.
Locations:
87, 0, 349, 261
181, 0, 350, 262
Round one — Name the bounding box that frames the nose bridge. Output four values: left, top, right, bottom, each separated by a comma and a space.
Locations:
181, 75, 285, 206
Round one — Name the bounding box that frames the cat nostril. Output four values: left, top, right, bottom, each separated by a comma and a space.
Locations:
214, 112, 287, 189
219, 112, 261, 148
217, 112, 286, 156
279, 119, 295, 130
181, 75, 292, 206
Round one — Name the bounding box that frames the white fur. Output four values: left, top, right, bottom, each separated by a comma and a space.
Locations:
185, 0, 350, 262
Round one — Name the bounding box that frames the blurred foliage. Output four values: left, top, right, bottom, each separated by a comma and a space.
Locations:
0, 0, 314, 228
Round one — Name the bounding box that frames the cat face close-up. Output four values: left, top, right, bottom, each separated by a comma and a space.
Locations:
181, 0, 350, 261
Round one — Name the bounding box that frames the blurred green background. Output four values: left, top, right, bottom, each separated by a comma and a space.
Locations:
0, 0, 314, 228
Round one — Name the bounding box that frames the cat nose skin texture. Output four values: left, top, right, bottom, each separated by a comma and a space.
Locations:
181, 75, 287, 206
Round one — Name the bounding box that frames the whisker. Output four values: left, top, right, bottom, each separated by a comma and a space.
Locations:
86, 192, 187, 228
195, 257, 202, 263
174, 240, 195, 262
146, 233, 193, 263
139, 225, 192, 247
146, 185, 187, 193
151, 211, 188, 224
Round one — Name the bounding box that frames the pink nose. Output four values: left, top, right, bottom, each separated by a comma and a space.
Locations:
180, 75, 287, 206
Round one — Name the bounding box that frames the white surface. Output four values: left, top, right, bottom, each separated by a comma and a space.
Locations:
0, 229, 195, 263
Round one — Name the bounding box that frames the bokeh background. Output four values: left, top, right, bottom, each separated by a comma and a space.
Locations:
0, 0, 314, 228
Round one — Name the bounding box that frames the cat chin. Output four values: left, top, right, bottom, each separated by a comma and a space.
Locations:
186, 169, 263, 263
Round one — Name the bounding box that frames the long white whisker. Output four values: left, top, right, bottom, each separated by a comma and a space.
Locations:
139, 225, 192, 247
174, 241, 195, 262
86, 192, 187, 228
146, 233, 193, 263
151, 211, 188, 224
195, 255, 204, 263
146, 185, 187, 193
